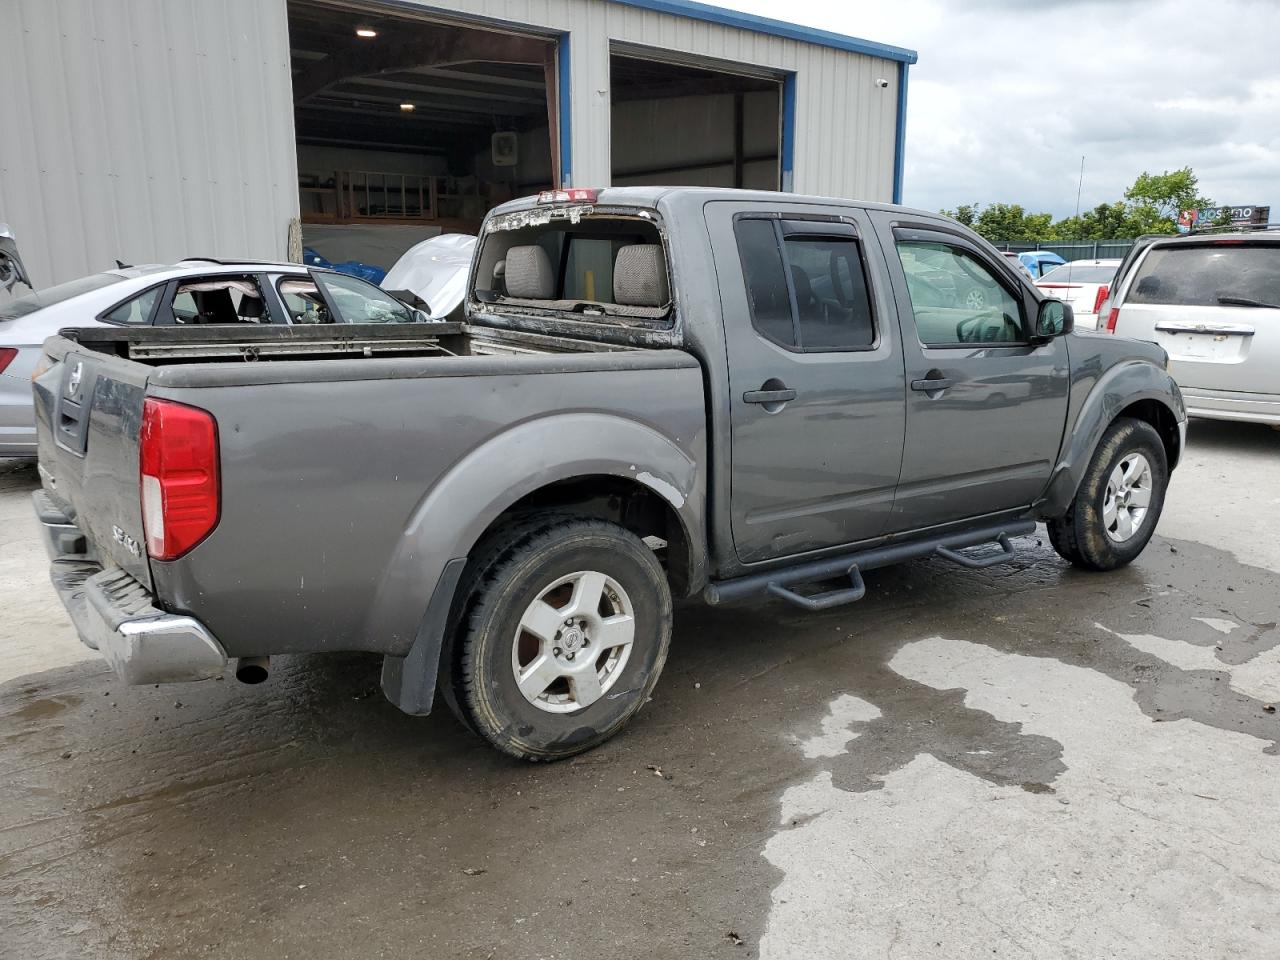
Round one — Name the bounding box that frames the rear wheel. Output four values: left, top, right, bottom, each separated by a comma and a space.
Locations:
1048, 417, 1168, 571
455, 518, 672, 761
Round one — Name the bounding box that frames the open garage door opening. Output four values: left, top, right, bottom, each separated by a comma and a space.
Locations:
288, 1, 561, 277
610, 52, 781, 190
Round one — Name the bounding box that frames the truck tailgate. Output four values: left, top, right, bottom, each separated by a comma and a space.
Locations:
33, 336, 153, 589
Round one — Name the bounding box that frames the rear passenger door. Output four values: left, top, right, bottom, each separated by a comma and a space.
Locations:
875, 219, 1070, 532
706, 201, 907, 564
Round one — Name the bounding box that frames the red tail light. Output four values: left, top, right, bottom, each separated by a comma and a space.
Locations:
1093, 284, 1110, 315
140, 398, 220, 561
0, 348, 17, 375
1104, 306, 1120, 333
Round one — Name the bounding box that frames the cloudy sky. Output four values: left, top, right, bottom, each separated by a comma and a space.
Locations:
728, 0, 1280, 218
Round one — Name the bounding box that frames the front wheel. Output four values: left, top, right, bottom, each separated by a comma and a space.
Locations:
1048, 417, 1168, 571
456, 518, 672, 761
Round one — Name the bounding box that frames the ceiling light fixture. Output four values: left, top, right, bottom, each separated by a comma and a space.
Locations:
399, 103, 415, 112
355, 27, 377, 38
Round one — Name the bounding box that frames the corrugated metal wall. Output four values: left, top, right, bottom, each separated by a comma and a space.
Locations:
433, 0, 901, 201
0, 0, 298, 293
1, 0, 901, 294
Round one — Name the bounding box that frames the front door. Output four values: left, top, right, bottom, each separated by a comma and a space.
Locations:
706, 201, 907, 564
874, 218, 1071, 532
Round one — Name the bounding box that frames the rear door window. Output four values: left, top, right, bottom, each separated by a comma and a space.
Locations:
732, 217, 877, 351
1128, 244, 1280, 307
162, 275, 270, 325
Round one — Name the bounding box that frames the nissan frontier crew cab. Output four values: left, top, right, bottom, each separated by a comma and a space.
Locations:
33, 187, 1186, 760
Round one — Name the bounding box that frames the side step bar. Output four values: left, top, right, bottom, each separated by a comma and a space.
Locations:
704, 521, 1036, 611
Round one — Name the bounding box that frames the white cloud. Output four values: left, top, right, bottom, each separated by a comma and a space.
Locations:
725, 0, 1280, 216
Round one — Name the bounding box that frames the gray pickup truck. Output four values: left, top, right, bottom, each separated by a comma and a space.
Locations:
33, 187, 1186, 760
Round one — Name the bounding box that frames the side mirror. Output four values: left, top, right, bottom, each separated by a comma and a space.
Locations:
1035, 298, 1073, 339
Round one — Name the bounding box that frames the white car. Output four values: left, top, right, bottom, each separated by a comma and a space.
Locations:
1035, 259, 1121, 330
1102, 233, 1280, 425
1, 258, 429, 458
382, 233, 477, 321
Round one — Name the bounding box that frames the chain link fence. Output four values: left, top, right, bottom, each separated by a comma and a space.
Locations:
992, 240, 1136, 260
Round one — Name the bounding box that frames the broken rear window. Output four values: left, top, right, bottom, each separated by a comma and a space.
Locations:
473, 213, 671, 324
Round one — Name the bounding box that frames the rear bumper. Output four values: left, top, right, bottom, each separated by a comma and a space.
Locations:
1182, 387, 1280, 426
36, 491, 227, 684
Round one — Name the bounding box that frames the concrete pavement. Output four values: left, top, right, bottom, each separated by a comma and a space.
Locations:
1, 419, 1277, 959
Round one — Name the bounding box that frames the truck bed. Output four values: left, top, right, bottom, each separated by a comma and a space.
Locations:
34, 321, 705, 662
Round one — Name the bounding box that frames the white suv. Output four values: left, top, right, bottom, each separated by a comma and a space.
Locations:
1102, 233, 1280, 425
1, 259, 429, 457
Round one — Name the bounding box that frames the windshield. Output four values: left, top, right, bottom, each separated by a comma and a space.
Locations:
0, 273, 126, 319
1128, 244, 1280, 307
1040, 264, 1117, 283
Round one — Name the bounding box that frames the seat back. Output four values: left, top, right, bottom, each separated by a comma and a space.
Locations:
505, 246, 555, 299
613, 245, 669, 306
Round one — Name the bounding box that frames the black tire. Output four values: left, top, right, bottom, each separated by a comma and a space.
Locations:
455, 518, 672, 761
437, 511, 577, 736
1047, 417, 1168, 571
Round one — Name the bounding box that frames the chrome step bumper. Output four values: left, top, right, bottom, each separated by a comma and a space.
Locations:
36, 492, 227, 685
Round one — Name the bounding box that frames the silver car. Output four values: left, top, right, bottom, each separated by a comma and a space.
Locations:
1103, 232, 1280, 425
1, 259, 429, 457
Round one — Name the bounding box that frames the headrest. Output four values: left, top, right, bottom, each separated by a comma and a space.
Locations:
613, 245, 669, 307
239, 294, 265, 319
505, 245, 555, 299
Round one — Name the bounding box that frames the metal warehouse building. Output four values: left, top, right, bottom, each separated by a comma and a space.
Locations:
0, 0, 916, 292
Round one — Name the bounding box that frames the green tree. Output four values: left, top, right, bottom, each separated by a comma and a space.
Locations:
1124, 167, 1212, 225
963, 203, 1057, 243
939, 203, 978, 227
1212, 206, 1235, 228
1054, 202, 1131, 240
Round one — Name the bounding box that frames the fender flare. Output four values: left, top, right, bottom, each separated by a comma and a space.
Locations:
373, 412, 705, 714
1038, 361, 1185, 517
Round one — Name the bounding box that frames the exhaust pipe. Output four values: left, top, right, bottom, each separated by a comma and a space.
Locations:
235, 656, 270, 684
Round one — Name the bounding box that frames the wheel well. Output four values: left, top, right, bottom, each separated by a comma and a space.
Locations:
477, 475, 695, 597
1117, 399, 1181, 469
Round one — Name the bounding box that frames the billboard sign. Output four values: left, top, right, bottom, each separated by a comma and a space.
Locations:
1178, 205, 1271, 233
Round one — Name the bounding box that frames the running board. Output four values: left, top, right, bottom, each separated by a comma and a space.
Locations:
704, 521, 1035, 611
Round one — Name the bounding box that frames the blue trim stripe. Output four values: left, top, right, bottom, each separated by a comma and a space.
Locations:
558, 33, 573, 187
780, 73, 796, 192
892, 62, 909, 204
607, 0, 918, 64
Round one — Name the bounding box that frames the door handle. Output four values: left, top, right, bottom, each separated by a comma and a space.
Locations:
910, 377, 954, 392
743, 387, 797, 404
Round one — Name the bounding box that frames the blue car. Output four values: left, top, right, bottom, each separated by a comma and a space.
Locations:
1017, 251, 1066, 279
